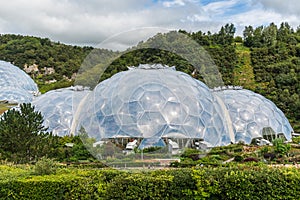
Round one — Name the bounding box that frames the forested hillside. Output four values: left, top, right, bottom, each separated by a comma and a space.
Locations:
0, 34, 93, 92
0, 22, 299, 131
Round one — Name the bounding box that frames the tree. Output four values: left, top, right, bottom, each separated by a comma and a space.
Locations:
262, 23, 277, 46
243, 25, 254, 47
0, 103, 56, 163
214, 23, 236, 45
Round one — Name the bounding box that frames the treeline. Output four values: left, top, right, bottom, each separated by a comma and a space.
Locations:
0, 22, 299, 131
243, 23, 300, 131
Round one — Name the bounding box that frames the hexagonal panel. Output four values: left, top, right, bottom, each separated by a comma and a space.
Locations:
204, 127, 220, 146
183, 96, 203, 115
160, 86, 179, 102
246, 122, 260, 137
233, 119, 247, 133
201, 111, 213, 126
139, 91, 165, 110
254, 113, 269, 127
200, 97, 214, 114
239, 110, 254, 122
161, 101, 187, 124
137, 112, 166, 138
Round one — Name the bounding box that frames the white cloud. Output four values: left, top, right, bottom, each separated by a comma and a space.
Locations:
202, 0, 238, 16
223, 0, 300, 35
0, 0, 299, 48
162, 0, 186, 7
258, 0, 300, 16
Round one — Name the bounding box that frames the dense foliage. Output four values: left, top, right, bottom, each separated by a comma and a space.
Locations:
0, 103, 57, 163
1, 165, 300, 199
171, 140, 298, 168
0, 103, 95, 163
0, 34, 92, 92
0, 22, 299, 131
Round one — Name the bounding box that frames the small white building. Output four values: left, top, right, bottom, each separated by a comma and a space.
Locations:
124, 140, 138, 154
168, 139, 179, 155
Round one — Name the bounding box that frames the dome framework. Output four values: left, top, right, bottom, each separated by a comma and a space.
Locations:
0, 60, 39, 103
76, 64, 293, 151
32, 86, 90, 136
77, 64, 230, 149
214, 88, 293, 144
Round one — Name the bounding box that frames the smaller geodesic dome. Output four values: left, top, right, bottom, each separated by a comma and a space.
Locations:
32, 86, 90, 136
76, 64, 231, 148
0, 60, 39, 103
214, 88, 293, 144
0, 87, 35, 103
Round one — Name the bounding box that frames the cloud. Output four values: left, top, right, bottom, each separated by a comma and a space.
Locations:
258, 0, 300, 16
0, 0, 299, 48
202, 0, 238, 16
162, 0, 186, 7
223, 0, 300, 35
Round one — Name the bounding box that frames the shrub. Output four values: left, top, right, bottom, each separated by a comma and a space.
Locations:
234, 155, 244, 162
243, 157, 259, 162
105, 173, 173, 199
273, 138, 291, 156
191, 165, 300, 199
292, 136, 300, 144
34, 157, 57, 175
2, 165, 300, 199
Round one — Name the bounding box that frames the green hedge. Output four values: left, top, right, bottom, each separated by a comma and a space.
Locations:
1, 165, 300, 199
190, 165, 300, 199
0, 170, 103, 199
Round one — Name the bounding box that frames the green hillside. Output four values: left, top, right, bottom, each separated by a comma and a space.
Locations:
0, 22, 299, 131
233, 43, 256, 90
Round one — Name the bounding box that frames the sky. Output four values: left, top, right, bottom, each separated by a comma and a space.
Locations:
0, 0, 299, 49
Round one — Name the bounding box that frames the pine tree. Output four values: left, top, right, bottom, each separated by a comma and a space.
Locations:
0, 103, 56, 163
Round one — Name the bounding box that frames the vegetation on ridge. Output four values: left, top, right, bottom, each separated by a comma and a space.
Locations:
0, 22, 299, 131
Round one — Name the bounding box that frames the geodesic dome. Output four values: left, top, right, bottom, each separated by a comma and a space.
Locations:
32, 86, 90, 136
214, 88, 293, 144
0, 87, 35, 103
0, 60, 39, 103
77, 64, 231, 148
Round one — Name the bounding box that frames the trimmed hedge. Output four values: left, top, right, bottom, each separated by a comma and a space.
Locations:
1, 165, 300, 199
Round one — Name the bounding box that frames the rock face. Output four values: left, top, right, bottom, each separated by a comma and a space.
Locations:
24, 64, 56, 78
24, 63, 39, 74
43, 67, 55, 75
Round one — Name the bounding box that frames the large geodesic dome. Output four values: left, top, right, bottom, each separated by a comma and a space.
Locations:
77, 64, 231, 148
214, 88, 293, 144
76, 64, 293, 151
32, 86, 90, 136
0, 60, 39, 103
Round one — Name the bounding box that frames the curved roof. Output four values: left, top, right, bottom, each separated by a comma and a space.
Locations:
0, 87, 35, 103
0, 60, 39, 103
32, 86, 90, 136
77, 64, 230, 147
214, 89, 293, 144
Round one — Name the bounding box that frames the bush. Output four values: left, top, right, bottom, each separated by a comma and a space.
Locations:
105, 173, 173, 199
1, 165, 300, 199
191, 165, 300, 199
234, 155, 244, 162
273, 138, 291, 156
292, 136, 300, 144
34, 157, 57, 175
